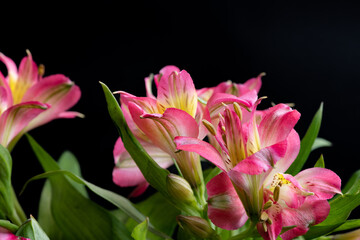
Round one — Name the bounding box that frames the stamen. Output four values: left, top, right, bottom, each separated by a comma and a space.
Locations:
266, 218, 273, 225
202, 119, 216, 136
221, 126, 226, 133
262, 222, 268, 232
233, 102, 243, 121
273, 185, 280, 202
260, 212, 269, 222
263, 200, 273, 210
222, 134, 227, 145
38, 64, 45, 77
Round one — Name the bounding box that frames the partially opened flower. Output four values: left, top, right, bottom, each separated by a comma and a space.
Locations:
0, 51, 81, 149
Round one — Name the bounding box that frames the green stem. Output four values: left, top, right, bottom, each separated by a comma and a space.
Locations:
229, 221, 257, 240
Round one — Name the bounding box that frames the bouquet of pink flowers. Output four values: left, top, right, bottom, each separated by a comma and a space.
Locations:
0, 52, 358, 240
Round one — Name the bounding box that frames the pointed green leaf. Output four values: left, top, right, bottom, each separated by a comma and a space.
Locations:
204, 167, 222, 184
314, 155, 325, 168
16, 216, 50, 240
311, 138, 332, 151
332, 219, 360, 233
0, 144, 14, 219
342, 169, 360, 194
26, 135, 132, 240
22, 139, 172, 240
38, 151, 88, 238
304, 170, 360, 239
132, 218, 148, 240
100, 82, 170, 198
287, 103, 323, 175
126, 192, 179, 240
24, 170, 171, 239
58, 151, 88, 198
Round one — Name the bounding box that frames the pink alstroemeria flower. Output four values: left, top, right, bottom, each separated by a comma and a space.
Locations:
0, 51, 81, 148
252, 168, 341, 240
0, 227, 30, 240
175, 102, 301, 228
113, 66, 209, 197
176, 103, 341, 240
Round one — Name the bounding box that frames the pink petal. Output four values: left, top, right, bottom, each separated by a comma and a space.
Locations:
130, 102, 199, 154
242, 73, 263, 93
257, 204, 283, 240
154, 65, 180, 86
113, 137, 173, 187
281, 199, 330, 240
113, 165, 147, 187
129, 182, 150, 198
196, 105, 211, 140
0, 52, 18, 80
207, 91, 258, 119
272, 130, 300, 173
0, 87, 11, 114
144, 75, 156, 99
278, 174, 309, 208
258, 104, 301, 148
197, 87, 214, 103
295, 168, 342, 200
223, 108, 246, 166
174, 136, 226, 172
0, 101, 49, 147
207, 172, 248, 230
57, 111, 84, 118
23, 74, 81, 130
231, 140, 287, 175
18, 51, 38, 87
157, 70, 197, 117
119, 93, 150, 141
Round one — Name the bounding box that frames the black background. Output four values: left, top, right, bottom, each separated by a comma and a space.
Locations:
1, 1, 360, 219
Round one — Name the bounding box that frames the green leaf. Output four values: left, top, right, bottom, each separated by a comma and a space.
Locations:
100, 82, 170, 198
16, 216, 50, 240
38, 151, 88, 238
204, 167, 222, 184
24, 170, 171, 239
58, 151, 88, 198
26, 135, 132, 240
0, 219, 18, 233
342, 169, 360, 194
287, 103, 323, 175
0, 144, 14, 219
332, 219, 360, 233
127, 192, 180, 240
304, 170, 360, 239
311, 138, 332, 151
314, 155, 325, 168
132, 218, 149, 240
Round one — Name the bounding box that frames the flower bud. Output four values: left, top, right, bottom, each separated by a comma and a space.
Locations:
166, 174, 196, 204
176, 215, 217, 239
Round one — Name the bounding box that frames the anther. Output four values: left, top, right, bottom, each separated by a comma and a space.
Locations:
262, 222, 268, 232
233, 102, 243, 121
221, 126, 226, 133
263, 200, 273, 210
260, 212, 269, 222
38, 64, 45, 77
202, 120, 216, 136
274, 185, 280, 202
